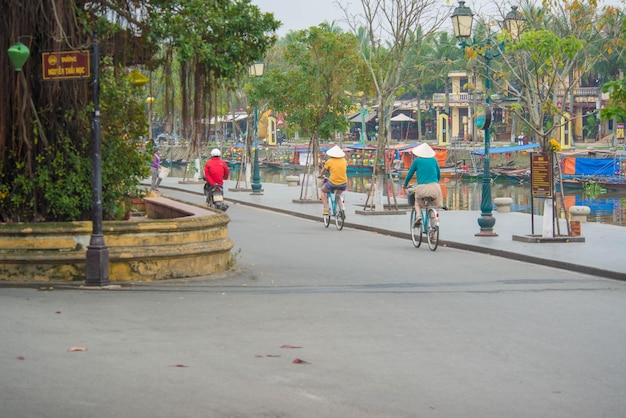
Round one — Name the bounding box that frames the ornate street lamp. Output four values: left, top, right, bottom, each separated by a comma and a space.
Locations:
249, 62, 264, 195
85, 30, 110, 286
451, 2, 524, 237
504, 6, 525, 40
450, 1, 473, 41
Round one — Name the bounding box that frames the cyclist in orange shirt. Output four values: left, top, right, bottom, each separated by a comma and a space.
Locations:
319, 145, 348, 215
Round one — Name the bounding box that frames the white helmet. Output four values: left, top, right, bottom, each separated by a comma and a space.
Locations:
210, 148, 221, 157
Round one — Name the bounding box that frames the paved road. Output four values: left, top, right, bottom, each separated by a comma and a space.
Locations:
163, 177, 626, 281
2, 198, 626, 417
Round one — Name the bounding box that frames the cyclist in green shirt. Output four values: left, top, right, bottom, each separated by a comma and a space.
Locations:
402, 143, 442, 226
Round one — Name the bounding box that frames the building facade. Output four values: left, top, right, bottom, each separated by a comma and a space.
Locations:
432, 70, 611, 148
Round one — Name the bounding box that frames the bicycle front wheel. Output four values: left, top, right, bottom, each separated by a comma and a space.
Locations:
426, 208, 439, 251
323, 212, 330, 227
323, 192, 332, 227
410, 209, 422, 248
335, 209, 345, 230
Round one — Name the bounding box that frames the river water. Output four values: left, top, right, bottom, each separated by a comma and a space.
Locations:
166, 164, 625, 227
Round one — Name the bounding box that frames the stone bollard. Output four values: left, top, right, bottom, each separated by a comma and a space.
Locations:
286, 175, 299, 187
494, 197, 513, 213
570, 220, 582, 236
569, 205, 591, 223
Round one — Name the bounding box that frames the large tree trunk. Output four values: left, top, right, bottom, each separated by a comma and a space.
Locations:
372, 96, 393, 211
180, 61, 190, 141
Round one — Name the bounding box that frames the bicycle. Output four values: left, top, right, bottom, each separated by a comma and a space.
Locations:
320, 177, 346, 230
408, 191, 439, 251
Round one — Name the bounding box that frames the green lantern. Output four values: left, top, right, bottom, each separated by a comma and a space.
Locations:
8, 42, 30, 72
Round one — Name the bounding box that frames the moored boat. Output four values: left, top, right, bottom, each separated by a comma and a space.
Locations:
558, 149, 626, 190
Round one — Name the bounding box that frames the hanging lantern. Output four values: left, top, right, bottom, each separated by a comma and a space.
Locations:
8, 42, 30, 72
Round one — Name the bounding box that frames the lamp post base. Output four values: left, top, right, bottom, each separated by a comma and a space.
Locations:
476, 215, 498, 237
85, 236, 110, 286
251, 148, 263, 195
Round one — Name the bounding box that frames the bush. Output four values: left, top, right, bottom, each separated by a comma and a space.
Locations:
0, 65, 151, 223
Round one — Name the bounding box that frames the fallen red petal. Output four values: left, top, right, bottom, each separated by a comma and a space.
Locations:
292, 358, 310, 364
16, 356, 25, 360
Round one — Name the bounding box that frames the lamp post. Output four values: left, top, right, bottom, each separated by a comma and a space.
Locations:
360, 105, 367, 144
249, 62, 264, 194
146, 96, 154, 144
85, 30, 110, 286
451, 1, 524, 237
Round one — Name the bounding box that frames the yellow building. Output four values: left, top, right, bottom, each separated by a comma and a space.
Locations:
432, 70, 609, 149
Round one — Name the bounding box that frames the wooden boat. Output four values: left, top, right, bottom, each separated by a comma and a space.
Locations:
492, 167, 531, 183
458, 143, 540, 182
163, 158, 187, 166
559, 150, 626, 191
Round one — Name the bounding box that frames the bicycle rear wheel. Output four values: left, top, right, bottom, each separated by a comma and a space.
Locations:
426, 208, 439, 251
335, 194, 345, 230
410, 209, 422, 248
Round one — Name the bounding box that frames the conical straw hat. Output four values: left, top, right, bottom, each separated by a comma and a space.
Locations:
326, 145, 346, 158
412, 143, 435, 158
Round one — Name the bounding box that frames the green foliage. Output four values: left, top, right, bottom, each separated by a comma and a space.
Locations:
0, 65, 150, 223
35, 137, 92, 221
583, 113, 599, 138
508, 29, 582, 75
99, 67, 152, 220
600, 79, 626, 122
247, 26, 363, 140
149, 0, 280, 78
582, 181, 607, 198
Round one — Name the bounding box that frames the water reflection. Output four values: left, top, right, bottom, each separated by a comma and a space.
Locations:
166, 164, 625, 226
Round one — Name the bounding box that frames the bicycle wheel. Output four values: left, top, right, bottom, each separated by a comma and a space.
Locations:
323, 193, 332, 228
334, 194, 345, 230
335, 209, 345, 230
410, 208, 422, 248
426, 208, 439, 251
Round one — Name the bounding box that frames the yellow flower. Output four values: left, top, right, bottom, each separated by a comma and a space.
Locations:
548, 139, 561, 153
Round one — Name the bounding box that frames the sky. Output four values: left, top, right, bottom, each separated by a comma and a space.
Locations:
250, 1, 520, 37
252, 0, 625, 38
251, 0, 359, 36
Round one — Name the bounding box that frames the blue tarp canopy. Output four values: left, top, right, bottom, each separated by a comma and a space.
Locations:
573, 158, 619, 176
471, 143, 540, 156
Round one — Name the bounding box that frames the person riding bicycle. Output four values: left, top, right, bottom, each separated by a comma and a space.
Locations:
402, 143, 442, 226
204, 148, 229, 187
319, 145, 348, 216
149, 147, 162, 192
